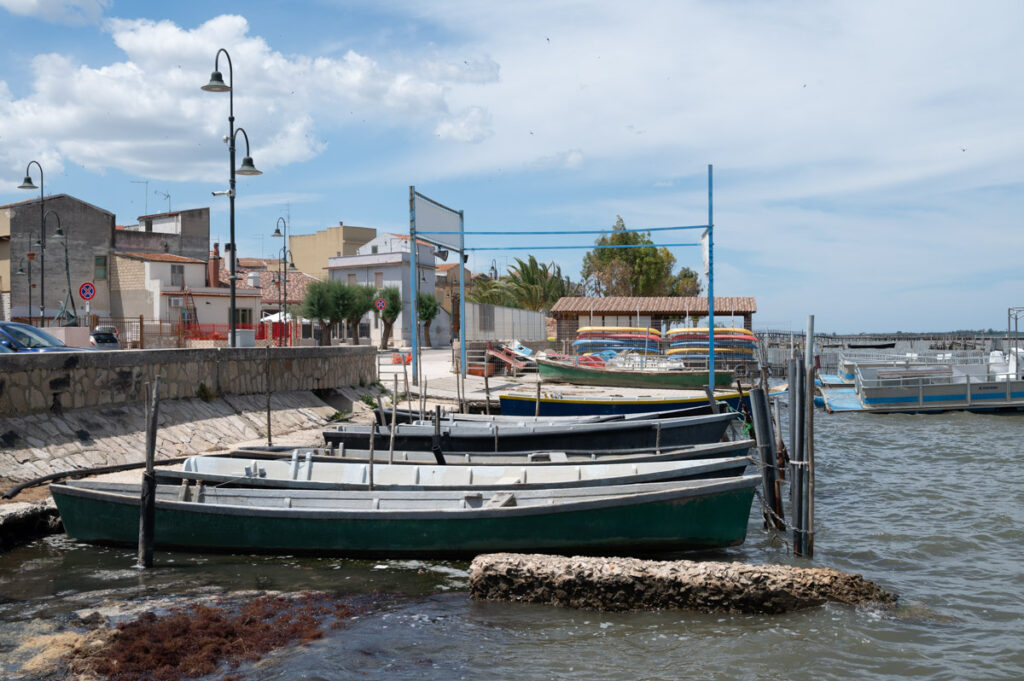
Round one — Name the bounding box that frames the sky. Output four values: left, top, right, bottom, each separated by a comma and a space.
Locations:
0, 0, 1021, 333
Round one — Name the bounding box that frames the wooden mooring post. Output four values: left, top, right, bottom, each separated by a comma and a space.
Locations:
750, 386, 784, 530
137, 376, 161, 569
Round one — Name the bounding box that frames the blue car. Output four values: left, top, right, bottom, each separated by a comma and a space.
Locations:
0, 322, 89, 352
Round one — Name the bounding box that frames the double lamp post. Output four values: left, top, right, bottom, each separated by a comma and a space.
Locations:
201, 48, 261, 347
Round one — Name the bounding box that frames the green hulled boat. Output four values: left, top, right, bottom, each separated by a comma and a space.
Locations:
50, 475, 759, 558
537, 357, 734, 389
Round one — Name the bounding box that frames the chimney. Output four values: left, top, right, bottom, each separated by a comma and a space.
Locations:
208, 243, 220, 287
339, 220, 344, 226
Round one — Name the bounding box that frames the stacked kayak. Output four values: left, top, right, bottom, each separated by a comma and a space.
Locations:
573, 326, 662, 355
664, 327, 758, 360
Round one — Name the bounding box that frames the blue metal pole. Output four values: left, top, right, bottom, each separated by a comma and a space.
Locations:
708, 164, 715, 388
458, 210, 467, 379
409, 186, 420, 386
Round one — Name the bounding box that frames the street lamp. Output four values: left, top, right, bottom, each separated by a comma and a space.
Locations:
271, 217, 295, 347
48, 211, 78, 326
202, 48, 262, 347
14, 253, 34, 326
18, 161, 45, 325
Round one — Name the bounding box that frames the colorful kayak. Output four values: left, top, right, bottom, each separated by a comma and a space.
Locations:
577, 326, 661, 336
667, 347, 755, 356
667, 327, 755, 337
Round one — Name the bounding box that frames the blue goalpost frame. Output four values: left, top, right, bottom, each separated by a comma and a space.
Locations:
409, 164, 716, 387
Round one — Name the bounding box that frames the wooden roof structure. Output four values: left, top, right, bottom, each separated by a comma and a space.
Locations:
549, 296, 758, 339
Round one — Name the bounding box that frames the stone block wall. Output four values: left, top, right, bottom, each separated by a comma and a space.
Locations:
0, 346, 376, 417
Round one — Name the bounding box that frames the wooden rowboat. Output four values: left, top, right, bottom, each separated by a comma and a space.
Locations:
50, 475, 760, 557
537, 357, 733, 389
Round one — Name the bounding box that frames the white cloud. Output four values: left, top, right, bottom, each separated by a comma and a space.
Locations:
0, 0, 109, 24
0, 13, 497, 184
434, 106, 493, 143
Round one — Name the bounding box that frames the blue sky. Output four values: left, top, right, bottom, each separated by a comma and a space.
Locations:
1, 0, 1021, 333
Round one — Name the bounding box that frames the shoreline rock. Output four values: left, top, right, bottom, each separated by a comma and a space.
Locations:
469, 553, 897, 614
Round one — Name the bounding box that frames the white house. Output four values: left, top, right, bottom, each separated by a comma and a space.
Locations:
325, 233, 450, 347
110, 251, 261, 326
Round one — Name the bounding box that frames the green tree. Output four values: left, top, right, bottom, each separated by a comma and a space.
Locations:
580, 216, 703, 297
466, 277, 513, 306
416, 292, 441, 347
338, 284, 377, 345
503, 255, 581, 311
375, 286, 402, 349
301, 280, 343, 346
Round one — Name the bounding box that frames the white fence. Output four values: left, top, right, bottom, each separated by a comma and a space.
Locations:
464, 302, 547, 341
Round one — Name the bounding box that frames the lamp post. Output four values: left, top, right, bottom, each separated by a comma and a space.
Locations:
18, 161, 45, 325
271, 217, 295, 347
202, 48, 262, 347
48, 211, 78, 325
14, 253, 34, 326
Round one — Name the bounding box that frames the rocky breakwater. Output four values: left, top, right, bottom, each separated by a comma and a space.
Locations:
469, 553, 897, 614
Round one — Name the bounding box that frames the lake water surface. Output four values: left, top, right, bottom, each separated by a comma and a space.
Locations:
1, 409, 1021, 680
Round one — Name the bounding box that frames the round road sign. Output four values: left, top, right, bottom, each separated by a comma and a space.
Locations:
79, 282, 96, 301
375, 297, 386, 311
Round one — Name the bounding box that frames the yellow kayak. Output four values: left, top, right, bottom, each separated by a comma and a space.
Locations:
665, 327, 755, 336
667, 346, 755, 356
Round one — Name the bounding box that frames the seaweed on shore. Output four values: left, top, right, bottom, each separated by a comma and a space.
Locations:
66, 591, 363, 680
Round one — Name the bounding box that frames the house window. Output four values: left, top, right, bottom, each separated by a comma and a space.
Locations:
374, 271, 383, 289
347, 273, 357, 285
371, 245, 378, 254
233, 308, 253, 325
171, 264, 184, 287
94, 256, 107, 280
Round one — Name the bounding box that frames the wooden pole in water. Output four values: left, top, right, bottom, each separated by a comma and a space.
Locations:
265, 344, 272, 446
805, 314, 816, 557
789, 357, 805, 555
750, 387, 783, 530
390, 374, 398, 463
484, 373, 491, 415
402, 359, 410, 412
137, 376, 160, 569
367, 422, 375, 490
535, 380, 541, 417
375, 394, 386, 426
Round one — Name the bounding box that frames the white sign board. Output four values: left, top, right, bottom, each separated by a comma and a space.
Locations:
413, 193, 461, 250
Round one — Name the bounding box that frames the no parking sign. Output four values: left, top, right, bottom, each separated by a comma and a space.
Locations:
375, 297, 386, 311
79, 282, 95, 301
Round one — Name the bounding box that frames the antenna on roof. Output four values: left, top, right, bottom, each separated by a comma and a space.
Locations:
154, 190, 170, 212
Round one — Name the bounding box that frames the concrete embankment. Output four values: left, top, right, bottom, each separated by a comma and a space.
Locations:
0, 387, 381, 550
469, 553, 897, 614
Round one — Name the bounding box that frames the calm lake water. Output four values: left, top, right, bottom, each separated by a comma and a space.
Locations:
1, 408, 1022, 680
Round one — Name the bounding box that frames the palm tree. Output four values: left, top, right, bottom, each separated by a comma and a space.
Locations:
466, 277, 513, 306
503, 256, 581, 311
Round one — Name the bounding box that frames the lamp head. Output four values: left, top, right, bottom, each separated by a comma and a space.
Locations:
201, 70, 231, 92
52, 225, 66, 240
18, 175, 38, 191
15, 264, 25, 276
436, 249, 449, 262
236, 156, 262, 175
272, 225, 283, 238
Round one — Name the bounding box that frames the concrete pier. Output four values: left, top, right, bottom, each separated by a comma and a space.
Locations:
469, 553, 896, 614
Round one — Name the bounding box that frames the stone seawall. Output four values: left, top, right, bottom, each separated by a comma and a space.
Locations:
0, 346, 376, 417
0, 390, 341, 483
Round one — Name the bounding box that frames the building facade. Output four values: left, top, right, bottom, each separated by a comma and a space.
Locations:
290, 221, 376, 280
325, 233, 449, 347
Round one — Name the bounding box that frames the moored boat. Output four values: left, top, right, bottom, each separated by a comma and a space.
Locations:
174, 453, 750, 490
536, 357, 733, 389
50, 475, 761, 557
323, 411, 739, 452
498, 391, 750, 416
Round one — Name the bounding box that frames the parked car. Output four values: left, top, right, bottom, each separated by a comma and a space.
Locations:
0, 322, 89, 352
90, 327, 121, 350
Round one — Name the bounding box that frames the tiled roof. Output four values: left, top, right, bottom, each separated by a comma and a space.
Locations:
550, 296, 757, 315
117, 252, 205, 264
230, 264, 319, 302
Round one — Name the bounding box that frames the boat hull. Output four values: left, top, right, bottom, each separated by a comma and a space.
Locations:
51, 477, 759, 557
498, 392, 749, 416
537, 358, 733, 388
323, 412, 739, 452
